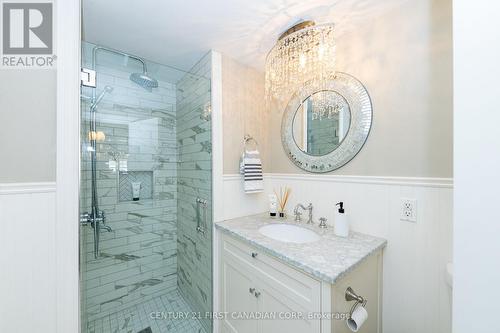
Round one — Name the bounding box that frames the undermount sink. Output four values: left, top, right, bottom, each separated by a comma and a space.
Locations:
258, 224, 320, 244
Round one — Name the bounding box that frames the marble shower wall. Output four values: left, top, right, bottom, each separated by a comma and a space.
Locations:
176, 52, 213, 332
305, 107, 342, 155
80, 42, 179, 322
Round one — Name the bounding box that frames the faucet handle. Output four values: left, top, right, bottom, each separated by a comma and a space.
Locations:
318, 217, 328, 228
294, 211, 302, 222
307, 203, 314, 224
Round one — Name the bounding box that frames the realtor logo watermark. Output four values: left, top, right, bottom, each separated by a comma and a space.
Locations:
1, 1, 56, 68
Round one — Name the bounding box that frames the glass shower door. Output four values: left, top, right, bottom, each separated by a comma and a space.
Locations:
79, 42, 212, 333
175, 55, 213, 333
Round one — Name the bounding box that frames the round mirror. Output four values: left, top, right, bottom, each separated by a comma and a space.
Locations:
281, 72, 372, 173
292, 90, 351, 156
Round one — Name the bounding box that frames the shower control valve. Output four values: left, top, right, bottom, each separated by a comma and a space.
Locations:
80, 210, 106, 227
96, 210, 106, 224
80, 212, 91, 226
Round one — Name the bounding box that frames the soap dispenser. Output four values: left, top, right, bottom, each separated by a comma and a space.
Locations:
334, 202, 349, 237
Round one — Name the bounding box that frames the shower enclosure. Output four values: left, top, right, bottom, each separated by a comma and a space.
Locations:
80, 42, 213, 333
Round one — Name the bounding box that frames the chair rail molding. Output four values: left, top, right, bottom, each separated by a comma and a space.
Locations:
223, 173, 453, 188
0, 182, 56, 195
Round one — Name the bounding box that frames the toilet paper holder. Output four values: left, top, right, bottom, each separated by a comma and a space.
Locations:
345, 287, 367, 316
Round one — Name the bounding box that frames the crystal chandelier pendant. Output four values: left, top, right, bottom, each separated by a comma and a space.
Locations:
265, 21, 336, 105
310, 91, 344, 121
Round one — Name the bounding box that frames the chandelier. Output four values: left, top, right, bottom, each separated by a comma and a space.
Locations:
265, 21, 336, 104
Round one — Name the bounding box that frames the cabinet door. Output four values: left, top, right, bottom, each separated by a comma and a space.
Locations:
257, 282, 320, 333
221, 258, 259, 333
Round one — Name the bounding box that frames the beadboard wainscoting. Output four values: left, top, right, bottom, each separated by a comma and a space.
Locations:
223, 173, 453, 333
0, 183, 57, 332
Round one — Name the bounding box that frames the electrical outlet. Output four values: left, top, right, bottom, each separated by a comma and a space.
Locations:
400, 198, 417, 222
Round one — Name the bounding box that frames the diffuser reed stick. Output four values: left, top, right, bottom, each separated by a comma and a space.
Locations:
274, 186, 291, 217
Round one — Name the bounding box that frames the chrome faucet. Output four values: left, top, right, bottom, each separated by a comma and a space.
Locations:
293, 203, 314, 224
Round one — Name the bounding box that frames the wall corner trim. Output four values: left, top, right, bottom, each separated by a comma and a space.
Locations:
55, 0, 81, 332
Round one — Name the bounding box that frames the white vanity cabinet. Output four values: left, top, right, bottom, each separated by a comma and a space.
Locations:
218, 232, 383, 333
219, 234, 321, 333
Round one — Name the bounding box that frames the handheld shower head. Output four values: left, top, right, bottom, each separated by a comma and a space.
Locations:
90, 85, 114, 110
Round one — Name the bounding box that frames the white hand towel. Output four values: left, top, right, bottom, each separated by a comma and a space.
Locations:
243, 149, 263, 194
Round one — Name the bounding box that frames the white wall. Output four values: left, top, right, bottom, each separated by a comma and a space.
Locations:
0, 12, 58, 333
453, 1, 500, 332
0, 0, 80, 331
0, 70, 56, 182
268, 0, 453, 178
221, 55, 269, 174
220, 1, 454, 332
223, 174, 453, 333
0, 183, 57, 332
222, 0, 454, 179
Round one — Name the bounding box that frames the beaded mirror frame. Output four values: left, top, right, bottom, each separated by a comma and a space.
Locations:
281, 72, 373, 173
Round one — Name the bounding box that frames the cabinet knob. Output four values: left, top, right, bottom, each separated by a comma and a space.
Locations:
254, 291, 261, 298
251, 252, 258, 258
249, 287, 255, 294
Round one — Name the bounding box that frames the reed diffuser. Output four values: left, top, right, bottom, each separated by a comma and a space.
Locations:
274, 186, 291, 218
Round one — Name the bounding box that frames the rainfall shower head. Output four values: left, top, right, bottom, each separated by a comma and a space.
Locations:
130, 72, 158, 92
91, 46, 158, 92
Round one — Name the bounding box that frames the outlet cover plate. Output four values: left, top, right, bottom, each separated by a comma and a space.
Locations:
400, 198, 417, 222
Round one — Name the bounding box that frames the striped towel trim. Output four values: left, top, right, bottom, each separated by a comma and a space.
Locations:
243, 149, 263, 193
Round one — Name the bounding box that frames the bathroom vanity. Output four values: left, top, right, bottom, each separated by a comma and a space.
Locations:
215, 214, 386, 333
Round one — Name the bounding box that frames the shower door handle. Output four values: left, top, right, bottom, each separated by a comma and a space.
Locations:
196, 198, 208, 235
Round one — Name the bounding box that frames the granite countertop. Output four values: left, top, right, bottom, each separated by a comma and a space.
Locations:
215, 214, 387, 284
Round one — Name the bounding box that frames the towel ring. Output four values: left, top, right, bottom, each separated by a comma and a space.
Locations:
244, 134, 258, 149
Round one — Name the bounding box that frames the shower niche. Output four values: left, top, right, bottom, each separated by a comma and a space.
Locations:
118, 171, 153, 202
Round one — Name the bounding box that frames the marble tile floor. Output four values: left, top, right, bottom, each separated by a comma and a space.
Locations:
87, 289, 205, 333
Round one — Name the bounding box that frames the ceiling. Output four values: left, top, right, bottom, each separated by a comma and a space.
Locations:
82, 0, 402, 72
